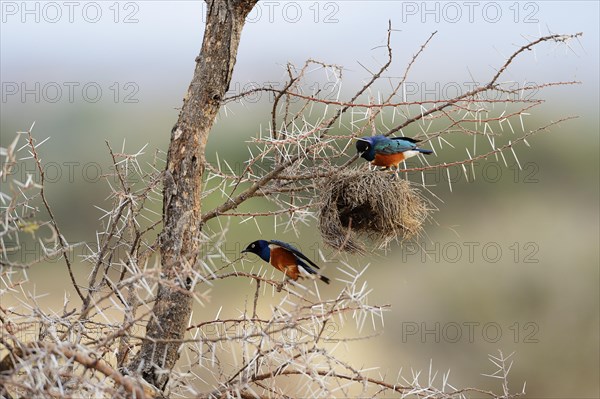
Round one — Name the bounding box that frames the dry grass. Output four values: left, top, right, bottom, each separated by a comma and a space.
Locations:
318, 167, 431, 254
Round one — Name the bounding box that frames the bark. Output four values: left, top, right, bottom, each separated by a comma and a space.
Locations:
129, 0, 257, 390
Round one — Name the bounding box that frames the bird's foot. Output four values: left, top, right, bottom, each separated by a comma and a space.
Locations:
275, 282, 284, 292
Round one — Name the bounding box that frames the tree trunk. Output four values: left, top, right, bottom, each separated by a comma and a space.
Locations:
130, 0, 257, 390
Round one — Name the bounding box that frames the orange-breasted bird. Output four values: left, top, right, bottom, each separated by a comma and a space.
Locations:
241, 240, 330, 284
356, 135, 433, 169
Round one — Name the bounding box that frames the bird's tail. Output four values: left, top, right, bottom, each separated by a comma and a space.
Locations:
299, 262, 331, 284
417, 148, 433, 155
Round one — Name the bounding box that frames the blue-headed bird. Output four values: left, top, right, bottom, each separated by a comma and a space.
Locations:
241, 240, 330, 284
355, 135, 433, 169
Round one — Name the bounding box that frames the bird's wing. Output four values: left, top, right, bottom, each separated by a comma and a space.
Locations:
268, 240, 320, 270
374, 138, 417, 154
391, 136, 420, 143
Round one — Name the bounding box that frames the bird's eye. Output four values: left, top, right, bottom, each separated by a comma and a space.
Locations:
365, 145, 369, 150
251, 244, 255, 248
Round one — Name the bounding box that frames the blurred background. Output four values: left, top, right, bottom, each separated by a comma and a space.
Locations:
1, 1, 598, 397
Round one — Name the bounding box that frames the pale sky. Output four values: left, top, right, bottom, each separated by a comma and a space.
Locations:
1, 1, 598, 114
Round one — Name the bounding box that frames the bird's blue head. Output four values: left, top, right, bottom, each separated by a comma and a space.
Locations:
355, 136, 383, 161
241, 240, 270, 262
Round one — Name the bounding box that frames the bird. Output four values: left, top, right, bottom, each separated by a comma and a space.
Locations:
355, 135, 433, 169
241, 240, 330, 284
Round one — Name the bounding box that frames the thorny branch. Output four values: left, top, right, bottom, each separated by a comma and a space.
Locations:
24, 127, 86, 302
0, 26, 580, 398
206, 32, 581, 225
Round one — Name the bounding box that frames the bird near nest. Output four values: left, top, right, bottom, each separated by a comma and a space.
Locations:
241, 240, 330, 284
355, 135, 433, 170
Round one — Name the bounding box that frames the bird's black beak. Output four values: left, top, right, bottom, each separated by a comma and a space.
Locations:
241, 248, 248, 254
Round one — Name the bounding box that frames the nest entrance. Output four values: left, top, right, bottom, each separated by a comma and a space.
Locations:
319, 168, 430, 254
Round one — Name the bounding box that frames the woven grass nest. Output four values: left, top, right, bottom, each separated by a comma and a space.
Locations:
318, 168, 431, 254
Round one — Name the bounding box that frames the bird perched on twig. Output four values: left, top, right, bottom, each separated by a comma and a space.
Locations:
242, 240, 330, 284
355, 135, 433, 170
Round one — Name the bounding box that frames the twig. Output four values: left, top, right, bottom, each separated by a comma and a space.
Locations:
27, 130, 85, 303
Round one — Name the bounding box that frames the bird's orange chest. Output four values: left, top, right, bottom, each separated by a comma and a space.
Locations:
269, 247, 297, 270
269, 247, 300, 280
372, 152, 406, 167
